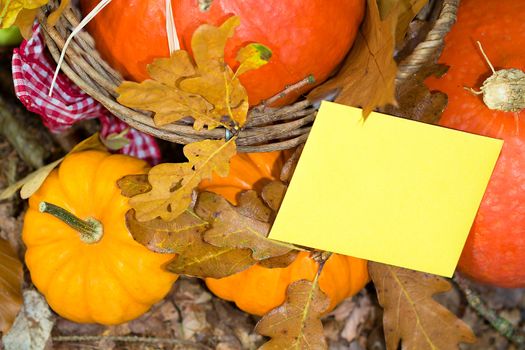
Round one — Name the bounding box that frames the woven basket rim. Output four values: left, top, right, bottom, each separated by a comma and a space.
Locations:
37, 0, 459, 152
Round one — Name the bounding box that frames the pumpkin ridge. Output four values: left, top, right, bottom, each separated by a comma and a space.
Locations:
100, 252, 152, 306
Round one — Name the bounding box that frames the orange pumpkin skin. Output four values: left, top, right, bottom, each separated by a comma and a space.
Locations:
199, 151, 369, 316
23, 151, 177, 324
80, 0, 365, 106
425, 0, 525, 287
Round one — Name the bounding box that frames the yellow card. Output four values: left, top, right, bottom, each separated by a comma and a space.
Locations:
269, 101, 503, 277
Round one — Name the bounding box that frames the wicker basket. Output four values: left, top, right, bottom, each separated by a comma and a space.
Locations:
37, 0, 459, 152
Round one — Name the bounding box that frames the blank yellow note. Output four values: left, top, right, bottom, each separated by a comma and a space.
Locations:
269, 101, 503, 277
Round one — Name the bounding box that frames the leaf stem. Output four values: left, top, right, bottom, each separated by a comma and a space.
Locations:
453, 273, 525, 346
39, 201, 103, 244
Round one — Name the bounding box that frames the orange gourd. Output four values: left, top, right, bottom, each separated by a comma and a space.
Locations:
80, 0, 365, 106
22, 151, 177, 324
199, 151, 369, 316
425, 0, 525, 287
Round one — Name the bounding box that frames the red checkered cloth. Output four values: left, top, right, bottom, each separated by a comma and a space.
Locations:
11, 24, 161, 164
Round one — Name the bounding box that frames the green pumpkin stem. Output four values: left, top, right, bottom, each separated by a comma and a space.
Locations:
39, 201, 103, 244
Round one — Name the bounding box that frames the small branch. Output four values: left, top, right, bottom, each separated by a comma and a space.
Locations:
453, 274, 525, 347
261, 75, 316, 110
52, 335, 212, 349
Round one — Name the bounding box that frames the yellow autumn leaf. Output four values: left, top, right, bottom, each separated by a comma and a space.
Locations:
129, 138, 237, 222
235, 43, 273, 76
117, 16, 271, 130
0, 0, 47, 29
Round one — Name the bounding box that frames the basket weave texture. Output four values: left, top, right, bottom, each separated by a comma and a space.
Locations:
38, 0, 459, 152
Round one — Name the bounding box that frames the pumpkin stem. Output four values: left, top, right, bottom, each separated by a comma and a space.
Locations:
39, 201, 103, 244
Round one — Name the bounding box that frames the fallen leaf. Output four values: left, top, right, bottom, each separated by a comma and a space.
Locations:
130, 138, 237, 222
255, 279, 330, 350
258, 250, 300, 269
0, 133, 116, 200
118, 174, 152, 198
368, 262, 476, 350
235, 43, 273, 77
0, 0, 47, 29
0, 239, 22, 334
377, 0, 429, 45
2, 290, 54, 350
166, 237, 255, 279
0, 158, 62, 201
236, 190, 272, 222
308, 0, 428, 115
126, 209, 208, 254
381, 64, 448, 124
117, 16, 271, 130
261, 181, 287, 212
196, 192, 293, 261
101, 128, 131, 151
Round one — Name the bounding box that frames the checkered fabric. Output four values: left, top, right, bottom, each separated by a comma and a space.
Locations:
11, 24, 161, 164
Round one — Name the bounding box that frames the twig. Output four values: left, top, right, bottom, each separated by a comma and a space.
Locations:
260, 75, 316, 110
453, 274, 525, 347
52, 335, 212, 349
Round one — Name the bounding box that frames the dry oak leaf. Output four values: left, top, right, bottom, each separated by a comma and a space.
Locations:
308, 0, 427, 116
117, 16, 271, 130
196, 191, 294, 261
166, 236, 256, 279
369, 262, 476, 350
125, 204, 256, 279
255, 279, 330, 350
130, 138, 237, 222
126, 209, 208, 254
0, 239, 22, 334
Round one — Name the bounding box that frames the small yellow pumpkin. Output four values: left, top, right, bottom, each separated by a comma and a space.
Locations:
200, 151, 369, 316
22, 150, 177, 324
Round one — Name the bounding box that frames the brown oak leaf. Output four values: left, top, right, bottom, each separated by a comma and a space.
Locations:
308, 0, 427, 116
261, 180, 287, 212
236, 190, 272, 222
125, 205, 256, 279
129, 138, 237, 222
126, 210, 208, 254
0, 239, 23, 334
255, 279, 330, 350
117, 174, 152, 198
196, 191, 294, 261
369, 262, 476, 350
117, 16, 271, 130
166, 238, 256, 279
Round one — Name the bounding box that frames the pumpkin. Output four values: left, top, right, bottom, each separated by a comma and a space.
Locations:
199, 151, 369, 316
80, 0, 365, 106
425, 0, 525, 287
22, 150, 177, 324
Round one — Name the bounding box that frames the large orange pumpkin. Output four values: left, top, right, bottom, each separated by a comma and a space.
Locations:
425, 0, 525, 287
80, 0, 365, 106
199, 151, 369, 316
